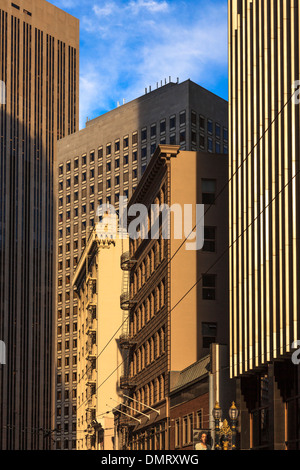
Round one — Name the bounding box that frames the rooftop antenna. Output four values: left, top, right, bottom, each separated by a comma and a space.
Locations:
177, 77, 179, 84
145, 88, 147, 94
169, 76, 171, 83
165, 78, 167, 85
157, 82, 158, 89
123, 98, 126, 105
117, 101, 120, 107
149, 86, 151, 92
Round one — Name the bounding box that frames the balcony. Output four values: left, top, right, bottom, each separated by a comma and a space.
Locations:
120, 376, 136, 390
87, 408, 96, 427
86, 344, 97, 360
86, 395, 97, 411
121, 251, 137, 271
119, 334, 137, 350
87, 368, 97, 385
87, 306, 97, 329
120, 292, 137, 311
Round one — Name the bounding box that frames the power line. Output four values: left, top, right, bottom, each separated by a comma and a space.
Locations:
53, 87, 298, 441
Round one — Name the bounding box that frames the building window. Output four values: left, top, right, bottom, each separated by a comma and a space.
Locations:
141, 128, 147, 141
207, 119, 213, 135
182, 416, 188, 446
106, 143, 111, 156
191, 130, 197, 145
202, 322, 217, 348
202, 179, 216, 205
115, 140, 120, 153
196, 409, 203, 429
208, 137, 213, 153
170, 134, 176, 145
179, 111, 186, 126
175, 419, 180, 448
98, 147, 103, 160
202, 275, 216, 300
132, 132, 138, 146
215, 123, 221, 139
141, 146, 147, 159
170, 115, 176, 130
223, 127, 228, 142
151, 124, 156, 139
160, 120, 166, 134
124, 136, 129, 149
179, 129, 186, 143
203, 227, 216, 252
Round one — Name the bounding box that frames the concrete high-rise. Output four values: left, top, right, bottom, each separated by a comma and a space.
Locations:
0, 0, 79, 449
54, 79, 228, 449
229, 0, 300, 450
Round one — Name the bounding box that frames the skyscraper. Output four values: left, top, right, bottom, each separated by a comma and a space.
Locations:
229, 0, 300, 450
0, 0, 79, 449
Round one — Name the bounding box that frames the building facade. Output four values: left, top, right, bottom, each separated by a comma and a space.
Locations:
54, 79, 228, 449
113, 145, 229, 450
169, 356, 210, 451
72, 217, 127, 451
0, 0, 79, 450
229, 0, 300, 449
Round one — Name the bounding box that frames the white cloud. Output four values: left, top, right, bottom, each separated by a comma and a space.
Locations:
77, 0, 228, 127
93, 3, 116, 17
128, 0, 169, 14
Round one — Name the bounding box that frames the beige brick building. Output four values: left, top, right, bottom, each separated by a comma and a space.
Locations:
72, 216, 128, 450
113, 145, 229, 450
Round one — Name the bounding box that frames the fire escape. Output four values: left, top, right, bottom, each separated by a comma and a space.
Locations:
119, 251, 137, 390
85, 278, 97, 448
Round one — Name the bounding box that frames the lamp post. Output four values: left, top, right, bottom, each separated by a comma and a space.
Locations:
228, 402, 239, 450
212, 402, 239, 450
212, 402, 222, 450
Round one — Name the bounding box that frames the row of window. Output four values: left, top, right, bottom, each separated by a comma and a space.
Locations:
131, 281, 166, 336
130, 423, 166, 451
58, 111, 228, 175
175, 410, 204, 448
56, 440, 77, 450
131, 374, 165, 413
57, 355, 77, 369
131, 328, 166, 375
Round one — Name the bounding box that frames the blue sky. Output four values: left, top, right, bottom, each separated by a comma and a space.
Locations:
48, 0, 228, 129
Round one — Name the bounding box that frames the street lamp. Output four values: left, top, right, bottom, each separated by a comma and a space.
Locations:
212, 402, 239, 450
212, 402, 222, 450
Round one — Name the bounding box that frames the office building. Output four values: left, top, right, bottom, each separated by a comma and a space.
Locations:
55, 79, 228, 449
0, 0, 79, 450
229, 0, 300, 449
112, 144, 229, 450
